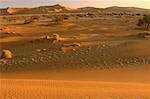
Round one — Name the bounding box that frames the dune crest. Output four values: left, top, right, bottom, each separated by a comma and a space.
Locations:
0, 4, 150, 15
7, 7, 31, 14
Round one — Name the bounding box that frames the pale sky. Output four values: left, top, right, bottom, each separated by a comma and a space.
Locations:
0, 0, 150, 9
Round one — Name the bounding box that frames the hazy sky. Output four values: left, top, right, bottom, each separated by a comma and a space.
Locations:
0, 0, 150, 9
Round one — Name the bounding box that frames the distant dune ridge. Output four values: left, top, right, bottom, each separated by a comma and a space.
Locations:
0, 4, 150, 15
0, 7, 31, 15
0, 4, 75, 15
7, 7, 31, 14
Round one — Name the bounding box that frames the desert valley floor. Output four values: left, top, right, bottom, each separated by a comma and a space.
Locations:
0, 5, 150, 98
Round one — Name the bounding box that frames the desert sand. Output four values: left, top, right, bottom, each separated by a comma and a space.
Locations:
1, 79, 150, 98
0, 4, 150, 98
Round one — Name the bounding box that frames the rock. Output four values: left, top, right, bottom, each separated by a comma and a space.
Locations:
0, 59, 7, 64
14, 62, 17, 65
31, 58, 35, 61
42, 49, 47, 51
137, 32, 150, 38
0, 50, 13, 59
22, 57, 26, 60
102, 44, 106, 47
126, 61, 130, 64
36, 49, 42, 52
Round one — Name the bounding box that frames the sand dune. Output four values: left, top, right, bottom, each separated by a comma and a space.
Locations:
1, 79, 150, 98
0, 4, 150, 98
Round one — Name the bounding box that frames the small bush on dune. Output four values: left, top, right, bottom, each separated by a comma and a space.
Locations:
52, 34, 61, 43
137, 15, 150, 30
137, 32, 150, 38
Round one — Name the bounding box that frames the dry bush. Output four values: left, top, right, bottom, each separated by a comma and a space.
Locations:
24, 19, 32, 24
54, 16, 64, 24
52, 34, 60, 41
137, 15, 150, 30
63, 42, 81, 47
31, 16, 39, 20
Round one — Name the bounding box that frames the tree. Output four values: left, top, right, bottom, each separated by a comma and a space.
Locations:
137, 15, 150, 30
